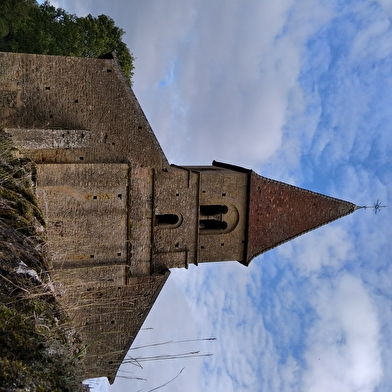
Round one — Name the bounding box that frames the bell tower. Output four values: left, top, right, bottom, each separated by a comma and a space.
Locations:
152, 160, 357, 270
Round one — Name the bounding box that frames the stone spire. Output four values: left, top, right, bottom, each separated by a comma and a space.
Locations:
244, 172, 357, 265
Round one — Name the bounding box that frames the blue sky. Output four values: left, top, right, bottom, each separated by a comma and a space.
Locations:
48, 1, 391, 391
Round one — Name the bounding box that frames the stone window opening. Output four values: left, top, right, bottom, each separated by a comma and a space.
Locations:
199, 204, 228, 232
156, 214, 179, 226
200, 219, 228, 230
200, 204, 228, 216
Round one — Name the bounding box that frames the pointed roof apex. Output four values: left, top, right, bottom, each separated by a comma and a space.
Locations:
244, 172, 357, 265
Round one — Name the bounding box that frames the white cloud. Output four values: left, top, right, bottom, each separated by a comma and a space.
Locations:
302, 274, 382, 392
277, 224, 355, 275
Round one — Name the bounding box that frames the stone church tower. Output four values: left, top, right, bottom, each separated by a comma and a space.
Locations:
0, 51, 357, 382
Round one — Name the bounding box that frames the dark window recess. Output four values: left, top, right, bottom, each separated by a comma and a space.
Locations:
175, 243, 179, 248
90, 254, 94, 258
111, 320, 115, 324
117, 252, 122, 256
118, 194, 122, 199
79, 156, 84, 160
201, 245, 205, 249
138, 126, 142, 130
200, 205, 228, 216
93, 195, 97, 200
221, 243, 224, 246
176, 193, 179, 197
156, 214, 179, 225
107, 69, 112, 73
222, 193, 226, 197
74, 99, 78, 103
200, 220, 228, 230
49, 114, 53, 118
45, 86, 50, 90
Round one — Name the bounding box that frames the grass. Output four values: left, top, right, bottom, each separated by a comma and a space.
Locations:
0, 126, 87, 391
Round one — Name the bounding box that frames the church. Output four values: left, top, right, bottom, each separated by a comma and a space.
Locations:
0, 51, 357, 382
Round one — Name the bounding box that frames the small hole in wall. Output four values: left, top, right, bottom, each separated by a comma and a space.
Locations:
221, 243, 224, 246
107, 69, 112, 73
222, 192, 226, 197
111, 320, 115, 324
175, 243, 179, 248
90, 254, 94, 258
62, 134, 65, 138
176, 193, 179, 197
202, 190, 206, 193
86, 288, 91, 292
201, 245, 205, 249
138, 126, 142, 130
79, 156, 84, 160
117, 252, 121, 256
74, 99, 78, 103
118, 194, 122, 199
93, 195, 97, 200
108, 361, 113, 365
49, 114, 53, 118
45, 86, 50, 90
111, 142, 115, 146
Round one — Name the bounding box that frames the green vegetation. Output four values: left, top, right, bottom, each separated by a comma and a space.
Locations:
0, 128, 86, 391
0, 0, 134, 84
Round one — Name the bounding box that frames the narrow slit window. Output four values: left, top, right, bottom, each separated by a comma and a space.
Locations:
156, 214, 179, 225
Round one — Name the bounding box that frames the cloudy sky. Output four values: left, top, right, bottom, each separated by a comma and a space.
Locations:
47, 1, 391, 391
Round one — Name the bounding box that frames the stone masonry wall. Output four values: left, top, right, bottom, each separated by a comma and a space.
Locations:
153, 167, 199, 269
53, 268, 170, 382
0, 52, 169, 168
36, 163, 129, 269
198, 169, 248, 263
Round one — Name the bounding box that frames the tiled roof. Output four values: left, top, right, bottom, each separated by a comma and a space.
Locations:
245, 172, 356, 264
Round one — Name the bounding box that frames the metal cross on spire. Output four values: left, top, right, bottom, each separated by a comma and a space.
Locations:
357, 199, 387, 214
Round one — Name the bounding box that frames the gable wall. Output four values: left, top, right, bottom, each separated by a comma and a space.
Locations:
0, 52, 168, 168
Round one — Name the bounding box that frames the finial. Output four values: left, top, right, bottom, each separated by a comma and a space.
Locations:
357, 199, 387, 214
